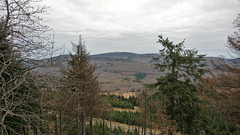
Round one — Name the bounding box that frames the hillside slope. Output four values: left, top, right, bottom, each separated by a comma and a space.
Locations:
35, 52, 238, 92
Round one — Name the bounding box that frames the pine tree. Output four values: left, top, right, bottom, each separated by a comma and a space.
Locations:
150, 35, 206, 134
59, 36, 105, 135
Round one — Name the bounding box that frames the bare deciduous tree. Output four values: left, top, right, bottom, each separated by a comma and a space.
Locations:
0, 0, 54, 134
0, 20, 42, 134
1, 0, 51, 58
227, 13, 240, 57
203, 13, 240, 126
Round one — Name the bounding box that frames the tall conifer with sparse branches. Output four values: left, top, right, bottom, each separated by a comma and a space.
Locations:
59, 36, 104, 135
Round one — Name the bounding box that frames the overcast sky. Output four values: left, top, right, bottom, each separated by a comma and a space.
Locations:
41, 0, 239, 57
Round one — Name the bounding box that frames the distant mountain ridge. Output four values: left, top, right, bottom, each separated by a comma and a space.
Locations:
36, 52, 239, 92
92, 52, 138, 57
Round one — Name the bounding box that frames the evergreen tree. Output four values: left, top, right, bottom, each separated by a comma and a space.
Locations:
59, 36, 105, 135
150, 35, 206, 134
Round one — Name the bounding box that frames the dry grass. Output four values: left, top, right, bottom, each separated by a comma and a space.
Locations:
104, 92, 141, 98
113, 107, 138, 112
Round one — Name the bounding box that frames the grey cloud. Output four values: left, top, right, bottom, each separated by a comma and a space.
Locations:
41, 0, 239, 57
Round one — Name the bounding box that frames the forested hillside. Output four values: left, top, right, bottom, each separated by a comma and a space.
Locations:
34, 52, 239, 92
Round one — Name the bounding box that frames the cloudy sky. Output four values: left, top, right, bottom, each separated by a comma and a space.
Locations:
41, 0, 239, 57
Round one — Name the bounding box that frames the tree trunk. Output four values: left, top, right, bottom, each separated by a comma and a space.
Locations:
144, 103, 147, 135
77, 115, 80, 135
137, 126, 140, 135
109, 110, 112, 135
90, 115, 93, 135
77, 92, 80, 135
144, 112, 146, 135
27, 126, 29, 135
0, 102, 3, 135
40, 107, 43, 135
81, 112, 85, 135
102, 118, 105, 135
59, 112, 62, 135
23, 127, 26, 135
34, 127, 38, 135
109, 120, 112, 134
0, 124, 3, 135
149, 107, 152, 135
55, 114, 58, 135
128, 107, 131, 132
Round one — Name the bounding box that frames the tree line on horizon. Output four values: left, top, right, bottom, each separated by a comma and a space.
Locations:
0, 0, 240, 135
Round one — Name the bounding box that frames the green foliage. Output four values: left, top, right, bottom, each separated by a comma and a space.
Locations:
134, 73, 147, 82
110, 100, 134, 109
204, 112, 240, 135
150, 35, 207, 134
154, 35, 205, 81
90, 121, 110, 135
102, 94, 139, 108
113, 126, 124, 135
123, 77, 131, 81
50, 113, 57, 121
101, 94, 142, 126
106, 110, 141, 126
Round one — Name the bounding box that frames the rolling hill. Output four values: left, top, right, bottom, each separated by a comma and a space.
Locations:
34, 52, 238, 92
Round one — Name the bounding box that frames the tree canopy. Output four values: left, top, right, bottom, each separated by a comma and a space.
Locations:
150, 35, 207, 134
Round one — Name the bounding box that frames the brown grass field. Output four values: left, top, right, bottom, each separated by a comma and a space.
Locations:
113, 106, 140, 112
